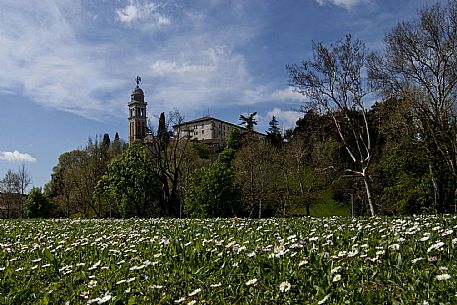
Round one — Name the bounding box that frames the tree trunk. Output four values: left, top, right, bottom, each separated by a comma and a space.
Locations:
362, 174, 375, 216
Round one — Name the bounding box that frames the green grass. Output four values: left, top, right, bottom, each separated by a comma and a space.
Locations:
0, 216, 456, 304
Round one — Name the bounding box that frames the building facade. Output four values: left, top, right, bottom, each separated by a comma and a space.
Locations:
173, 116, 238, 146
173, 116, 265, 147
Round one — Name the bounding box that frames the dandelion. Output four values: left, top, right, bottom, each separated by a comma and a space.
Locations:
187, 301, 196, 305
279, 281, 291, 292
210, 283, 221, 288
246, 278, 258, 286
436, 274, 451, 281
188, 288, 201, 297
88, 280, 97, 288
333, 274, 342, 282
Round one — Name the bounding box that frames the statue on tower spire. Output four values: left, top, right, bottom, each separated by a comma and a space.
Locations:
136, 75, 142, 87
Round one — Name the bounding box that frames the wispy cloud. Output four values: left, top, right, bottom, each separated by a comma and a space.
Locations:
270, 87, 305, 102
0, 1, 127, 120
116, 0, 171, 27
315, 0, 373, 10
0, 151, 37, 163
145, 36, 271, 117
266, 107, 302, 130
0, 0, 272, 122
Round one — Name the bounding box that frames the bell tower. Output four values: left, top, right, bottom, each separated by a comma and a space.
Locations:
128, 76, 148, 143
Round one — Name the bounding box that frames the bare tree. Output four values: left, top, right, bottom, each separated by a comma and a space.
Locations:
368, 0, 457, 212
288, 34, 376, 216
17, 164, 32, 195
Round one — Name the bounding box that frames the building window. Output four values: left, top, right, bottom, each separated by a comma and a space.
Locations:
202, 130, 204, 134
193, 125, 197, 129
202, 124, 204, 128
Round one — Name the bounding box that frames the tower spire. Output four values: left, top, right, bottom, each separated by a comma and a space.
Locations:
128, 76, 147, 143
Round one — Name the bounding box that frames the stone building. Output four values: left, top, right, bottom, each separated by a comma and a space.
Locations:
173, 116, 266, 147
172, 116, 244, 147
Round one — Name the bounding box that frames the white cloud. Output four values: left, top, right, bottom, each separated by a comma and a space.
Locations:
0, 1, 127, 119
0, 151, 37, 163
315, 0, 373, 10
0, 1, 277, 123
116, 1, 171, 27
270, 87, 305, 102
151, 60, 214, 76
146, 41, 270, 116
266, 108, 302, 130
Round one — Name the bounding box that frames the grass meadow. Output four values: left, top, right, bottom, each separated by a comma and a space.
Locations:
0, 216, 456, 304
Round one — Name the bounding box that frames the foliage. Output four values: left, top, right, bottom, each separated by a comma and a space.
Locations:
368, 0, 457, 213
266, 116, 283, 148
1, 216, 456, 304
47, 134, 126, 218
239, 112, 258, 132
95, 141, 161, 218
23, 187, 55, 218
185, 161, 241, 218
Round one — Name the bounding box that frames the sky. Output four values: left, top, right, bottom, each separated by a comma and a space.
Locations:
0, 0, 437, 189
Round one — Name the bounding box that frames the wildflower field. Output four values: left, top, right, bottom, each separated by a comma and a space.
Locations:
0, 216, 456, 304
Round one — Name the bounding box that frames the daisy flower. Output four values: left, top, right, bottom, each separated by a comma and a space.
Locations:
279, 281, 291, 292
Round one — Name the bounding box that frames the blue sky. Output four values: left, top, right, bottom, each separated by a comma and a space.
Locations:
0, 0, 435, 189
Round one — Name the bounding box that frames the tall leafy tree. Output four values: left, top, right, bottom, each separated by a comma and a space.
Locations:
368, 0, 457, 212
96, 141, 161, 217
185, 161, 240, 218
23, 187, 55, 218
